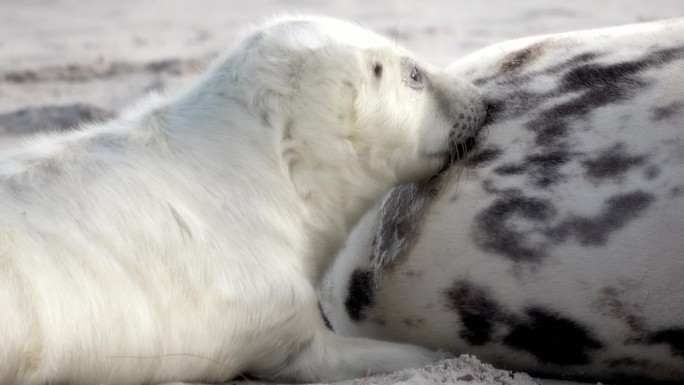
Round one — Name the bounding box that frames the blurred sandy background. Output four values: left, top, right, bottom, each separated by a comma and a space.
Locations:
1, 1, 683, 384
1, 0, 683, 126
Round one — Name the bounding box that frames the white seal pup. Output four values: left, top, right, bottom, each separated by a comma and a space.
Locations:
0, 16, 486, 384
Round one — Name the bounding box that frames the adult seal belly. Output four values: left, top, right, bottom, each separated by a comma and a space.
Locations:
322, 18, 684, 383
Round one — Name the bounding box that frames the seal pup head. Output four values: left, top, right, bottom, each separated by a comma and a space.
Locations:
215, 16, 487, 187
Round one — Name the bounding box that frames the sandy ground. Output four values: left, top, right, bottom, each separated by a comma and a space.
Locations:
2, 0, 684, 384
189, 355, 548, 385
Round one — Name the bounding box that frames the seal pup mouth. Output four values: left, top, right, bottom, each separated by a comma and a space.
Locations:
435, 99, 489, 173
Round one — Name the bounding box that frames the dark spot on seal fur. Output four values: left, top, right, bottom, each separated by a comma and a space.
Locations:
563, 45, 684, 93
559, 61, 648, 94
444, 282, 503, 345
484, 91, 547, 124
652, 101, 684, 121
525, 46, 684, 148
643, 165, 661, 180
494, 150, 574, 187
344, 269, 375, 322
548, 191, 654, 246
527, 108, 576, 147
481, 99, 505, 124
479, 45, 683, 135
494, 163, 527, 175
503, 308, 603, 365
442, 286, 607, 368
582, 144, 646, 180
529, 151, 575, 187
472, 193, 555, 262
473, 191, 655, 261
649, 45, 684, 63
649, 328, 684, 356
595, 286, 646, 333
606, 357, 652, 369
670, 186, 684, 198
465, 146, 503, 168
498, 41, 548, 74
525, 151, 572, 168
529, 75, 641, 146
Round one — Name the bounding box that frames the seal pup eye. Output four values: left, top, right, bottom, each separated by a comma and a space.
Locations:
373, 63, 383, 78
401, 57, 426, 89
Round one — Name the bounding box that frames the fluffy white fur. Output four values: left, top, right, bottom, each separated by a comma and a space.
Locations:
0, 16, 485, 384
